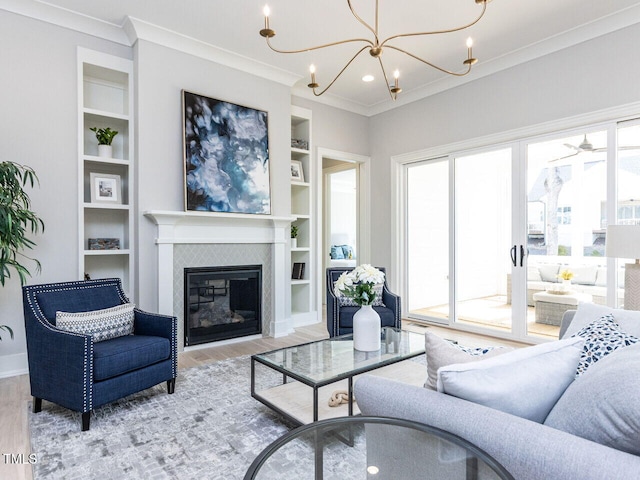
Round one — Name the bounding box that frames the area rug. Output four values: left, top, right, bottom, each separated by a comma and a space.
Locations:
28, 355, 383, 479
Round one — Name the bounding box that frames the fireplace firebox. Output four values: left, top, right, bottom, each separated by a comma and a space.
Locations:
184, 265, 262, 346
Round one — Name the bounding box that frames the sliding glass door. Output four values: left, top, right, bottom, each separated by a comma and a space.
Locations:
406, 148, 515, 333
454, 148, 514, 333
403, 118, 639, 341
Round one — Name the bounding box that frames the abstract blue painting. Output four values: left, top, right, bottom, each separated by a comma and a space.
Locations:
183, 91, 271, 214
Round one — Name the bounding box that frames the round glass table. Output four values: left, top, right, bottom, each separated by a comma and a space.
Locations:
244, 416, 514, 480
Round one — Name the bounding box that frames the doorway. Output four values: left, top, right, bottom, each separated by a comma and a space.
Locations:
318, 148, 371, 306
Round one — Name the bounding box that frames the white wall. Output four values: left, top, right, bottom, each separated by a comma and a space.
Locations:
369, 22, 640, 278
135, 40, 292, 312
0, 10, 130, 375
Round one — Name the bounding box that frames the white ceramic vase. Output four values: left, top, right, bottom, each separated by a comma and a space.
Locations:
98, 144, 113, 158
562, 279, 571, 292
291, 238, 297, 249
353, 305, 381, 352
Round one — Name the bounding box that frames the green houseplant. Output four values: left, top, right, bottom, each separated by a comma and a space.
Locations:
90, 127, 118, 158
0, 161, 44, 340
290, 225, 299, 248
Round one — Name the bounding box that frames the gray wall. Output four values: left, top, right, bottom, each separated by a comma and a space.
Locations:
368, 22, 640, 275
135, 39, 292, 312
0, 10, 130, 364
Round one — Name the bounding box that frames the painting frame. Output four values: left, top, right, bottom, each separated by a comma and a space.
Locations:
290, 160, 304, 182
90, 173, 121, 204
182, 90, 271, 215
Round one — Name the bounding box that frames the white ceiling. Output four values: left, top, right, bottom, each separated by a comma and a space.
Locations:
24, 0, 640, 113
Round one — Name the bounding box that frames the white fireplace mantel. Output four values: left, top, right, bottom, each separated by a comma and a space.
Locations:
144, 210, 295, 244
144, 210, 295, 339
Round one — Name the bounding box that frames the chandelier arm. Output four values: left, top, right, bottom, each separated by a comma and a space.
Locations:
266, 36, 373, 54
376, 57, 396, 101
385, 45, 473, 77
380, 1, 487, 48
347, 0, 379, 44
310, 46, 370, 97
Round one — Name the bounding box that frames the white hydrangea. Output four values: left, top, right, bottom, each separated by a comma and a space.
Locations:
334, 271, 354, 292
353, 264, 385, 285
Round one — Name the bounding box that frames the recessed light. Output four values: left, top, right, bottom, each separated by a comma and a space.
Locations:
362, 75, 374, 82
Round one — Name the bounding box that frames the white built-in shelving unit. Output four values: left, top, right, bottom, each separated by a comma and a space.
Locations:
78, 49, 135, 297
290, 106, 317, 326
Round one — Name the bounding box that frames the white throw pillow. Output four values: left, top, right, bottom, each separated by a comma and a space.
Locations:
424, 331, 514, 390
436, 336, 584, 423
56, 303, 135, 342
564, 303, 640, 339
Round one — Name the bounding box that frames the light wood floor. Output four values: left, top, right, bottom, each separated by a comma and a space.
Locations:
0, 320, 524, 480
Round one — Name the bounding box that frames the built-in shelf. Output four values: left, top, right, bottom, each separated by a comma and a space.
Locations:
290, 105, 317, 327
78, 48, 135, 296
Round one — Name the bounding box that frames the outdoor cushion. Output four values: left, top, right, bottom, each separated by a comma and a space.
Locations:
544, 343, 640, 455
93, 335, 170, 381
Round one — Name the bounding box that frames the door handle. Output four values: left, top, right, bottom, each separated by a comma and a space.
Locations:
510, 246, 517, 267
520, 245, 525, 267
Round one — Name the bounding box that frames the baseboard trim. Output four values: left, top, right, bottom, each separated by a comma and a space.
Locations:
0, 352, 29, 379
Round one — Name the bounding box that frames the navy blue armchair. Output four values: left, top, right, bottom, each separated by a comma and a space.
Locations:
23, 278, 177, 431
326, 267, 401, 337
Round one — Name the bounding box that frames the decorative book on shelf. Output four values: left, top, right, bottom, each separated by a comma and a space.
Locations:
292, 262, 305, 280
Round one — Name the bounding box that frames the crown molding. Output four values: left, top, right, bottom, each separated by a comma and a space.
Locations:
0, 0, 129, 45
3, 1, 640, 115
124, 17, 299, 87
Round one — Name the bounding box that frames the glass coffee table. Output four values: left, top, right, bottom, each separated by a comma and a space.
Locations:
244, 416, 515, 480
250, 327, 426, 426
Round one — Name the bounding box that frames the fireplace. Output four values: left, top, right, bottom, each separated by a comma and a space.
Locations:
184, 265, 262, 346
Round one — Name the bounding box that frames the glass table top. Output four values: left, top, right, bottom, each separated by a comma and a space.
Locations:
253, 328, 425, 385
244, 416, 514, 480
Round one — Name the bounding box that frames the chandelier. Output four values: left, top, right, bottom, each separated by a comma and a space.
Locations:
259, 0, 490, 100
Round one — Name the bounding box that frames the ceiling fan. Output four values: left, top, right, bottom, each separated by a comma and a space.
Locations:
550, 134, 639, 163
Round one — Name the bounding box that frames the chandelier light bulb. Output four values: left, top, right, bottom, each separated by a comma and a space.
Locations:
309, 64, 316, 74
259, 0, 490, 100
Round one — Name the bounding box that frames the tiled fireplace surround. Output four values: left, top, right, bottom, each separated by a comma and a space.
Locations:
145, 211, 294, 350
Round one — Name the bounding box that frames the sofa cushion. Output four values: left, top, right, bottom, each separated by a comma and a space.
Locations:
56, 303, 134, 342
423, 331, 514, 390
538, 264, 560, 283
544, 343, 640, 455
570, 265, 598, 286
571, 314, 639, 376
93, 334, 170, 381
330, 245, 345, 259
436, 337, 584, 423
527, 266, 542, 282
563, 302, 640, 339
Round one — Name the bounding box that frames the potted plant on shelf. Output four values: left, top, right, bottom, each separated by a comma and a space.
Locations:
90, 127, 119, 158
290, 225, 299, 249
0, 161, 45, 340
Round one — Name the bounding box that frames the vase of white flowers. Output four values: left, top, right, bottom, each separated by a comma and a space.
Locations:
334, 264, 385, 351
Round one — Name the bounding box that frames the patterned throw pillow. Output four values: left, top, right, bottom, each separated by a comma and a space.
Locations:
571, 314, 639, 377
56, 303, 135, 342
334, 282, 385, 307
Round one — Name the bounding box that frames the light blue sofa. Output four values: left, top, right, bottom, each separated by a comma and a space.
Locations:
355, 310, 640, 480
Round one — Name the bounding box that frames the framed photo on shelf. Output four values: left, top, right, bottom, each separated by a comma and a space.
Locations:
292, 262, 305, 280
90, 173, 122, 204
291, 160, 304, 182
